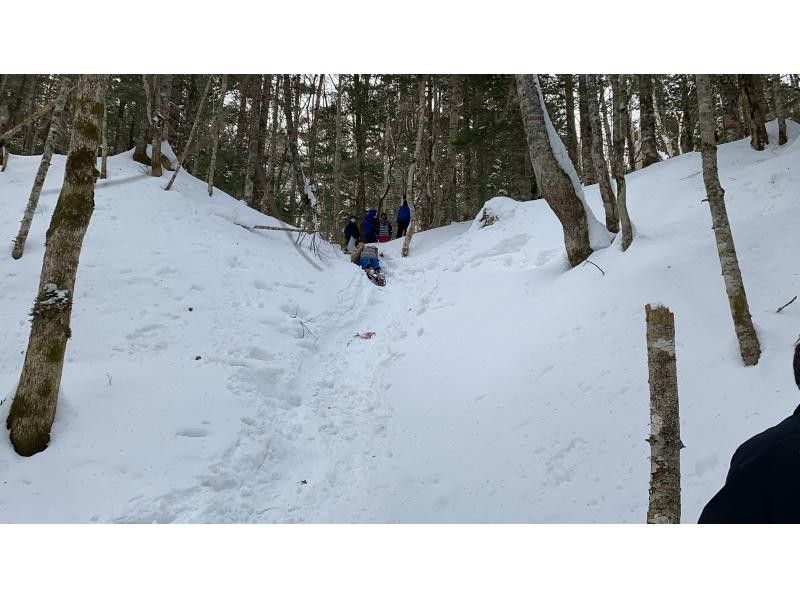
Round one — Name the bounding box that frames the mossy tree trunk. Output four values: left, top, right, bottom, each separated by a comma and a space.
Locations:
645, 303, 682, 524
611, 75, 633, 251
207, 74, 228, 196
6, 74, 108, 457
515, 74, 593, 267
638, 74, 661, 167
12, 75, 73, 260
585, 74, 619, 233
696, 74, 761, 366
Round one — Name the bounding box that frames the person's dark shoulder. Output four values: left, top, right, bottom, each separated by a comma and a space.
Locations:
728, 409, 800, 478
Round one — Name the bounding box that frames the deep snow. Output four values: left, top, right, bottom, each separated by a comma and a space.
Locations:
1, 121, 799, 523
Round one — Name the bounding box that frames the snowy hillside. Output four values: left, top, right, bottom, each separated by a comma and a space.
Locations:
2, 121, 800, 523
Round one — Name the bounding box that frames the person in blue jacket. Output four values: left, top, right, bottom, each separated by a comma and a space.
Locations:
396, 195, 411, 239
698, 342, 800, 523
363, 208, 378, 243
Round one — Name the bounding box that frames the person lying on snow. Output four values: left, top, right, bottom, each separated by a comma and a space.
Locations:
344, 215, 360, 252
362, 208, 378, 243
698, 342, 800, 523
378, 212, 393, 243
351, 239, 381, 272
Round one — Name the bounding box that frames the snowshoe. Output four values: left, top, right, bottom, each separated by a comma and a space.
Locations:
365, 268, 386, 287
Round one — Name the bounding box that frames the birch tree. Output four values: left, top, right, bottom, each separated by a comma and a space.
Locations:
638, 74, 661, 167
12, 76, 72, 260
696, 74, 761, 366
402, 75, 427, 258
6, 74, 108, 457
165, 75, 211, 191
611, 75, 633, 251
585, 75, 619, 233
515, 74, 606, 267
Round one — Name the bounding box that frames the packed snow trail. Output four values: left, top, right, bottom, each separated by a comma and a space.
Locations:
3, 120, 800, 522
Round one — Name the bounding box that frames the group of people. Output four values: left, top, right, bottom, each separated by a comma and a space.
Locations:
344, 197, 411, 252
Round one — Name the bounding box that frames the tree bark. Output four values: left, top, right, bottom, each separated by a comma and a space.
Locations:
623, 76, 638, 170
282, 75, 312, 220
645, 303, 682, 524
696, 74, 761, 366
100, 94, 108, 179
585, 75, 619, 233
148, 74, 163, 177
264, 76, 281, 215
652, 86, 675, 158
679, 75, 696, 154
516, 74, 596, 267
243, 75, 263, 206
6, 74, 108, 457
638, 74, 661, 167
307, 74, 325, 184
771, 74, 788, 145
611, 75, 633, 251
332, 76, 344, 239
207, 74, 228, 196
12, 76, 73, 260
166, 75, 212, 192
441, 74, 463, 225
738, 74, 769, 152
578, 75, 595, 185
402, 75, 427, 258
562, 74, 580, 177
353, 74, 367, 216
718, 75, 743, 143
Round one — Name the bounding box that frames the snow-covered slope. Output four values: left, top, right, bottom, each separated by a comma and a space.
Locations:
2, 121, 799, 523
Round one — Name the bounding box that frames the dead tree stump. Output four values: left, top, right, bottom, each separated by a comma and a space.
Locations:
645, 303, 682, 524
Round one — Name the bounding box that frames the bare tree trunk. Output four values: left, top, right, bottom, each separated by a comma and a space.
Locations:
696, 74, 761, 366
623, 75, 638, 170
638, 74, 661, 167
133, 78, 151, 165
585, 75, 619, 233
100, 94, 108, 179
653, 87, 675, 158
678, 75, 695, 154
772, 74, 788, 145
149, 74, 163, 177
307, 74, 325, 184
718, 75, 743, 143
738, 75, 768, 151
264, 76, 281, 215
578, 75, 595, 185
114, 99, 127, 154
611, 75, 633, 251
332, 76, 344, 237
599, 81, 613, 158
402, 75, 427, 258
6, 74, 108, 457
207, 74, 228, 196
12, 76, 72, 260
516, 74, 597, 267
243, 75, 263, 206
441, 74, 463, 225
21, 75, 38, 155
353, 74, 368, 216
166, 75, 212, 191
282, 75, 312, 220
562, 74, 580, 177
645, 303, 682, 524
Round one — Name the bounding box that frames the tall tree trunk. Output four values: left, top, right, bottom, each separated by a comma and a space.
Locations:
611, 75, 633, 251
353, 74, 367, 216
264, 76, 281, 215
578, 75, 595, 185
332, 76, 344, 239
114, 99, 127, 153
149, 74, 162, 177
718, 75, 743, 143
599, 81, 613, 158
307, 74, 325, 184
100, 94, 108, 179
282, 75, 312, 221
645, 303, 682, 524
6, 74, 108, 457
166, 75, 212, 192
235, 75, 249, 158
679, 75, 695, 154
441, 74, 463, 225
133, 79, 151, 165
638, 74, 661, 167
696, 74, 761, 366
207, 74, 228, 196
623, 75, 638, 170
562, 74, 580, 177
738, 75, 768, 151
402, 75, 427, 258
652, 87, 675, 158
243, 75, 263, 206
21, 75, 38, 155
515, 74, 600, 267
771, 74, 788, 145
12, 76, 72, 260
585, 75, 619, 233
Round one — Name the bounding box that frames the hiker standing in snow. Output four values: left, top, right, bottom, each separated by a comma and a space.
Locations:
363, 208, 378, 243
698, 342, 800, 523
396, 195, 411, 239
378, 212, 393, 243
344, 215, 360, 252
